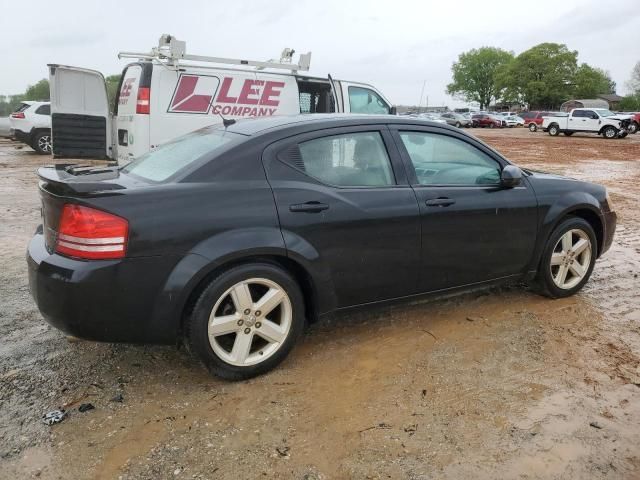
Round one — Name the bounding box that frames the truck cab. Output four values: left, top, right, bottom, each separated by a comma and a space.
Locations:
542, 108, 631, 139
48, 34, 395, 162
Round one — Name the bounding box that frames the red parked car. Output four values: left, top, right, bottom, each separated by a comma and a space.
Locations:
471, 114, 503, 128
626, 112, 639, 134
520, 111, 553, 132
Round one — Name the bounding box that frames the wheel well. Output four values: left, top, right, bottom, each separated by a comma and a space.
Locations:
179, 255, 318, 338
563, 209, 603, 256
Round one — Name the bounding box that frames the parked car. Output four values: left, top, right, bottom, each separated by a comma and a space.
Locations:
9, 101, 52, 154
472, 113, 502, 128
439, 112, 471, 128
504, 115, 525, 127
27, 115, 616, 379
417, 113, 447, 124
542, 108, 631, 139
519, 111, 551, 132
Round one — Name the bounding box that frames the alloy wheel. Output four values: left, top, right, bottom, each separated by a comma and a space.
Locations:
207, 278, 292, 366
38, 135, 52, 153
550, 229, 592, 290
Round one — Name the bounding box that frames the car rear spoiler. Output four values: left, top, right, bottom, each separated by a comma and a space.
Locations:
38, 165, 125, 196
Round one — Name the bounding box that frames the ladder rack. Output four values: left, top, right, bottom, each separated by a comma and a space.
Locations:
118, 34, 311, 72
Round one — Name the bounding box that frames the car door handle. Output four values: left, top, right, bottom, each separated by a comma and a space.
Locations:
425, 198, 455, 207
289, 201, 329, 213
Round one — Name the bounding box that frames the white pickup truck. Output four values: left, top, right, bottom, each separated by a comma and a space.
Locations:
542, 108, 631, 139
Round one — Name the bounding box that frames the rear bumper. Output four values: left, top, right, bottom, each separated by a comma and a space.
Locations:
27, 230, 181, 344
12, 129, 32, 144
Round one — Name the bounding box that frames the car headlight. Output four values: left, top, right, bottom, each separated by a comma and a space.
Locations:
605, 191, 615, 212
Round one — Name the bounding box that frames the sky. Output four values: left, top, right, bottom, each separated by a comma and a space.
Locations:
1, 0, 639, 108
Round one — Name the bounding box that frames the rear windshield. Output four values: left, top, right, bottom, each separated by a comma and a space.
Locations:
121, 129, 243, 182
14, 103, 31, 113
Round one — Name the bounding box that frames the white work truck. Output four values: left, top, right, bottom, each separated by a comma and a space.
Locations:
48, 34, 395, 162
542, 108, 631, 139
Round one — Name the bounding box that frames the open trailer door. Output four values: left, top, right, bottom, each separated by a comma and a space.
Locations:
48, 65, 112, 159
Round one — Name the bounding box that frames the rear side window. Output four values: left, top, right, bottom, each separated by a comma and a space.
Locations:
572, 110, 584, 118
36, 104, 51, 115
122, 129, 242, 182
348, 87, 390, 115
399, 132, 500, 186
295, 131, 394, 187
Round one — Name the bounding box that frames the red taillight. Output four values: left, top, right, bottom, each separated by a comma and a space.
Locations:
55, 204, 128, 260
11, 112, 25, 119
136, 87, 150, 114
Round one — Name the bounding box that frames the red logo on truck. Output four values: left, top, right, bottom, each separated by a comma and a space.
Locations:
118, 78, 135, 105
168, 74, 284, 116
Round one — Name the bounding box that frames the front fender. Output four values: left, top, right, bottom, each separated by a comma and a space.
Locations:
527, 191, 603, 272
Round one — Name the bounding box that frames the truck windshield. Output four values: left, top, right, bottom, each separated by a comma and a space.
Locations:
596, 109, 615, 117
121, 129, 243, 182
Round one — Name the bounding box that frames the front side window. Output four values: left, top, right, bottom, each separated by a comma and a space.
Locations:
296, 131, 394, 187
348, 87, 390, 115
399, 132, 501, 186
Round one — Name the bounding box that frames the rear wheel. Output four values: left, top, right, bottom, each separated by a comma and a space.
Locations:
535, 217, 597, 298
455, 122, 461, 128
529, 123, 537, 132
187, 263, 305, 380
603, 126, 617, 139
33, 131, 52, 155
548, 124, 559, 136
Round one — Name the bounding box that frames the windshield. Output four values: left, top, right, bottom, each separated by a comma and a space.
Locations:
596, 109, 616, 117
121, 129, 243, 182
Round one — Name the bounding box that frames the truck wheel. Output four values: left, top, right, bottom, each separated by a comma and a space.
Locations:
33, 131, 52, 155
603, 126, 617, 139
529, 123, 537, 132
548, 124, 559, 136
563, 132, 574, 136
629, 122, 638, 134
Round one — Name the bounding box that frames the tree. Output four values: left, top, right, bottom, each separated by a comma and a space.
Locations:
24, 79, 50, 101
626, 61, 640, 95
446, 47, 514, 109
497, 43, 578, 109
105, 74, 122, 112
573, 64, 615, 98
619, 94, 640, 111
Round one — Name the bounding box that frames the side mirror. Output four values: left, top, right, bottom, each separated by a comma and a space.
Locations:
501, 165, 522, 188
389, 105, 397, 115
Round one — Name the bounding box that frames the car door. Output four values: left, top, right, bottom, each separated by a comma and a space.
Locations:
262, 125, 421, 308
341, 83, 392, 114
390, 126, 538, 292
581, 110, 601, 131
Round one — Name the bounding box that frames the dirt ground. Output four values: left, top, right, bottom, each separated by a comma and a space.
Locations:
1, 128, 639, 480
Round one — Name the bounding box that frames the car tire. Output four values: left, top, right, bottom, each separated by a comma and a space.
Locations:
563, 132, 574, 136
548, 124, 559, 136
629, 121, 638, 134
455, 122, 461, 128
33, 131, 52, 155
186, 263, 305, 380
603, 126, 617, 139
534, 217, 597, 299
489, 123, 494, 129
529, 123, 537, 132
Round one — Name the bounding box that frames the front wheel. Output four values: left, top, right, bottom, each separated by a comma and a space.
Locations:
489, 123, 495, 129
455, 122, 461, 128
187, 263, 305, 380
548, 124, 560, 136
629, 121, 638, 134
603, 126, 617, 139
529, 123, 537, 132
535, 217, 597, 298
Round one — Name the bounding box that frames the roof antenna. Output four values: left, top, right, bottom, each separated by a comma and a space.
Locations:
217, 113, 236, 128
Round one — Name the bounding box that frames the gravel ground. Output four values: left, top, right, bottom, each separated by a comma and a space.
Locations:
1, 128, 639, 479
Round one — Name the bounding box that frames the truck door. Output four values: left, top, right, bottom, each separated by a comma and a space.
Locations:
581, 110, 601, 131
340, 82, 392, 114
48, 65, 112, 159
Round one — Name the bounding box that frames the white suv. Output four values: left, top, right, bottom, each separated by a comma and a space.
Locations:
10, 101, 52, 154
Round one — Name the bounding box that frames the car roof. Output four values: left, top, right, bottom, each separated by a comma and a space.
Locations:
219, 113, 461, 136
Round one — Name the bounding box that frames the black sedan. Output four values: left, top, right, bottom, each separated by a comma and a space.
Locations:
27, 115, 616, 379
